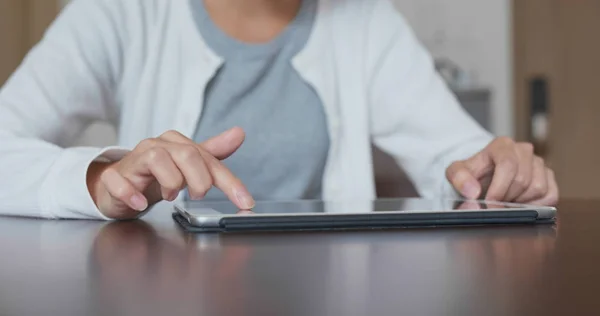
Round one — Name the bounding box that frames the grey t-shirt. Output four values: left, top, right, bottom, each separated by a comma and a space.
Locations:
190, 0, 329, 201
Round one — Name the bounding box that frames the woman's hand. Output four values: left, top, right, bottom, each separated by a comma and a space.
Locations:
87, 127, 255, 219
446, 137, 558, 206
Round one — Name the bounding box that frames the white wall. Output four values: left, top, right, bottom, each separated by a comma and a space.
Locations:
393, 0, 513, 137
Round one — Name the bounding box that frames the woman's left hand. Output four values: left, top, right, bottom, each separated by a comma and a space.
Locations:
446, 137, 559, 206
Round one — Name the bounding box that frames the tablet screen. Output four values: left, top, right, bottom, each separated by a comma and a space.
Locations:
179, 198, 536, 216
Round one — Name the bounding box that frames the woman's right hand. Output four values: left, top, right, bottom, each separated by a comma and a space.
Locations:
87, 127, 254, 219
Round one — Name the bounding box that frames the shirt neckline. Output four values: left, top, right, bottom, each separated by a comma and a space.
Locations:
190, 0, 315, 61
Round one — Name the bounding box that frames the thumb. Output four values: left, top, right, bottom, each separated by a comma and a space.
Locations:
446, 161, 482, 199
200, 127, 246, 160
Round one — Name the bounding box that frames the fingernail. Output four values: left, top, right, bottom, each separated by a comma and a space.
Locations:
461, 181, 481, 199
190, 192, 205, 200
130, 194, 148, 211
234, 188, 255, 209
169, 191, 179, 201
224, 127, 237, 136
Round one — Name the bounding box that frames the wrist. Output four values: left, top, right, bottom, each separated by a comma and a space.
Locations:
86, 161, 114, 209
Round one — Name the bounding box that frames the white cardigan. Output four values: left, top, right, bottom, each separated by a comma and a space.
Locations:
0, 0, 492, 219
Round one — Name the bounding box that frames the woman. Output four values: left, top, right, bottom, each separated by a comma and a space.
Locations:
0, 0, 558, 220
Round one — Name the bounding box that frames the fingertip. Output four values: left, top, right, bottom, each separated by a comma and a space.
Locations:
462, 180, 482, 200
229, 126, 245, 137
202, 128, 246, 160
222, 127, 246, 143
233, 187, 255, 210
189, 192, 206, 201
242, 197, 256, 210
130, 193, 148, 212
168, 192, 179, 202
450, 168, 481, 199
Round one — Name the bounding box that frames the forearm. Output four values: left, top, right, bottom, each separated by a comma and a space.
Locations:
0, 131, 127, 219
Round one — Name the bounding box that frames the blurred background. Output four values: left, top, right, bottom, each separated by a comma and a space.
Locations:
1, 0, 598, 200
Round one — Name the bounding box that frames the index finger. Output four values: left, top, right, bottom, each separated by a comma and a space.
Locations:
198, 152, 255, 209
446, 161, 482, 199
159, 130, 255, 209
485, 149, 519, 201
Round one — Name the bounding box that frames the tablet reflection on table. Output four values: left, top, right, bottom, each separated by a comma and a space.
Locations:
447, 224, 557, 314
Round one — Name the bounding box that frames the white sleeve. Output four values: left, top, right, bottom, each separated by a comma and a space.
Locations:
367, 0, 494, 198
0, 0, 130, 219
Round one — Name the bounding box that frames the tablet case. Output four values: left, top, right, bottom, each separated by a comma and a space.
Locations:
172, 210, 555, 233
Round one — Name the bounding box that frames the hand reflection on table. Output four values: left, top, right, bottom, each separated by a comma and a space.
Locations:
88, 220, 253, 316
87, 207, 558, 316
453, 200, 557, 280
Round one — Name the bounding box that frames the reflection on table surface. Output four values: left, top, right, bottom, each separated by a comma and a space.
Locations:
90, 222, 556, 316
1, 200, 599, 316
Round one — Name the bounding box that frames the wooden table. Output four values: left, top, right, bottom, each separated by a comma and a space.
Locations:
0, 200, 597, 316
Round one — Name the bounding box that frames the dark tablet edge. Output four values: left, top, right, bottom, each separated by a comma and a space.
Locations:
173, 211, 554, 233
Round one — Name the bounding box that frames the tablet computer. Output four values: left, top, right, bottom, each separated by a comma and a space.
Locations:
173, 198, 557, 233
